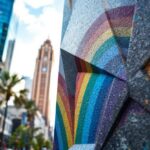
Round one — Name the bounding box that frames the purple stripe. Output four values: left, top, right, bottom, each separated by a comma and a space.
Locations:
106, 5, 135, 20
97, 78, 127, 148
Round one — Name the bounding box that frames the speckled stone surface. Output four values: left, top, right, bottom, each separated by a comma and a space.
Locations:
61, 0, 75, 40
129, 71, 150, 112
61, 0, 136, 81
61, 0, 136, 55
61, 49, 78, 96
127, 0, 150, 111
95, 81, 128, 149
103, 101, 150, 150
127, 0, 150, 79
54, 0, 150, 149
95, 0, 150, 149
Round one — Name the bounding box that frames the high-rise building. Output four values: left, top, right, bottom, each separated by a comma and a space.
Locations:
0, 0, 15, 62
4, 40, 15, 70
4, 12, 19, 71
32, 39, 53, 124
23, 76, 32, 99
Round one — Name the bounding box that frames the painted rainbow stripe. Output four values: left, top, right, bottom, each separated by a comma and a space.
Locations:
75, 57, 93, 72
76, 6, 135, 79
54, 74, 74, 150
74, 73, 114, 143
74, 73, 91, 140
77, 6, 134, 59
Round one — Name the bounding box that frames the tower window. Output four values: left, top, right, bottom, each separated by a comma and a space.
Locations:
43, 56, 47, 61
42, 67, 47, 72
45, 47, 49, 51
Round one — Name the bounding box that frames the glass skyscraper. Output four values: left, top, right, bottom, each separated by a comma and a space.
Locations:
0, 0, 14, 61
3, 11, 19, 70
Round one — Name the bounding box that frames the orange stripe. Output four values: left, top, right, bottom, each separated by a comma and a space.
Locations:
75, 73, 85, 107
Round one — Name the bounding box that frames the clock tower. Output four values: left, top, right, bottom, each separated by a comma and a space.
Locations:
32, 39, 53, 124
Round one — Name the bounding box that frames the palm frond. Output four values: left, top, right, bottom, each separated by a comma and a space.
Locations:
9, 74, 22, 88
24, 100, 38, 122
0, 70, 10, 87
0, 70, 10, 81
20, 89, 29, 94
13, 89, 28, 108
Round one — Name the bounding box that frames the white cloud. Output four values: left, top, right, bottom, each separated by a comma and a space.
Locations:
25, 0, 54, 9
16, 4, 63, 52
13, 0, 63, 48
13, 0, 37, 24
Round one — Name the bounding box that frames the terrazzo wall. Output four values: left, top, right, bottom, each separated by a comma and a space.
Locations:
54, 0, 150, 149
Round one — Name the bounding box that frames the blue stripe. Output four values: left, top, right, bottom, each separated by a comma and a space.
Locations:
82, 74, 106, 143
55, 118, 64, 150
53, 128, 59, 150
88, 75, 114, 142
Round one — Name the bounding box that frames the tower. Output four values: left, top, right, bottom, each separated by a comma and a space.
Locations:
32, 39, 53, 124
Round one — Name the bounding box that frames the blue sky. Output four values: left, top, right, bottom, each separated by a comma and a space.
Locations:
10, 0, 64, 127
11, 0, 64, 77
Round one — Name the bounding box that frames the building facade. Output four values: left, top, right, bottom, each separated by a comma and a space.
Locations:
0, 106, 25, 144
3, 3, 19, 71
0, 110, 12, 139
0, 0, 14, 62
32, 39, 53, 124
23, 76, 32, 99
4, 40, 15, 70
54, 0, 150, 150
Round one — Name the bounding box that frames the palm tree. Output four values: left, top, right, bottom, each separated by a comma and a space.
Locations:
10, 125, 52, 150
9, 125, 40, 150
24, 100, 38, 150
0, 70, 28, 148
24, 100, 38, 126
14, 89, 28, 108
31, 133, 52, 150
9, 125, 28, 150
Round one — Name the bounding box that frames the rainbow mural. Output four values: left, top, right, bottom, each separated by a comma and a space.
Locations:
74, 73, 127, 145
76, 5, 135, 80
54, 74, 74, 150
74, 73, 114, 143
54, 0, 150, 149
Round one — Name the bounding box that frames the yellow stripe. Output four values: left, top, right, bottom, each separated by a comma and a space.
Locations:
113, 27, 131, 37
74, 73, 91, 140
57, 94, 73, 147
86, 29, 113, 60
85, 27, 131, 61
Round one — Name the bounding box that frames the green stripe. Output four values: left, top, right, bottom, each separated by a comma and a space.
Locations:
75, 74, 98, 143
56, 103, 68, 150
92, 36, 116, 63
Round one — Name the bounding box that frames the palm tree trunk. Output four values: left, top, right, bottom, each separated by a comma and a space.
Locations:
0, 101, 8, 149
29, 116, 34, 150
